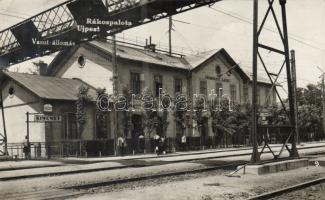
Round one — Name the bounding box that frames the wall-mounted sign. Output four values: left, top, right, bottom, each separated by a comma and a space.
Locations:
260, 112, 271, 117
43, 104, 53, 113
34, 114, 62, 122
32, 38, 76, 47
205, 76, 230, 82
261, 120, 269, 125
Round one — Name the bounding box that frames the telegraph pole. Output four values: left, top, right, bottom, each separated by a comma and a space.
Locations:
251, 0, 260, 163
106, 0, 118, 156
112, 35, 118, 156
317, 66, 325, 137
322, 76, 325, 138
0, 91, 7, 155
280, 0, 299, 158
169, 16, 172, 56
291, 50, 299, 144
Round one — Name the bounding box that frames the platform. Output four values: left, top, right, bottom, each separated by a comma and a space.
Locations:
0, 156, 12, 161
237, 159, 309, 175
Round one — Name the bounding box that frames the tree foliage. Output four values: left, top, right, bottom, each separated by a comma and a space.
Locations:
76, 85, 92, 134
173, 93, 189, 136
296, 84, 322, 130
193, 96, 206, 135
297, 84, 322, 107
121, 86, 132, 137
211, 99, 250, 144
142, 87, 158, 138
298, 104, 321, 132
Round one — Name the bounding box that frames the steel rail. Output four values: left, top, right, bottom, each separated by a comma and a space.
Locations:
0, 161, 245, 200
1, 144, 325, 181
248, 177, 325, 200
2, 166, 324, 200
1, 146, 325, 199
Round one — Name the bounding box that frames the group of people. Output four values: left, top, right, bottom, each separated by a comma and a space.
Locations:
154, 134, 167, 156
22, 134, 187, 159
118, 134, 187, 156
117, 136, 126, 156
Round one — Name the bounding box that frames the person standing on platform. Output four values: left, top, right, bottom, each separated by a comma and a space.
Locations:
181, 135, 187, 151
154, 134, 160, 154
23, 136, 30, 160
117, 136, 125, 156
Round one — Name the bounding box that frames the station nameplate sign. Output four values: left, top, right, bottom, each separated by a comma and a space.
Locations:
34, 114, 62, 122
260, 112, 271, 117
43, 104, 53, 113
205, 76, 230, 83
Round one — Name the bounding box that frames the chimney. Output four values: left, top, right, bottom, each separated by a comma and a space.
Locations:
37, 61, 48, 76
144, 36, 156, 52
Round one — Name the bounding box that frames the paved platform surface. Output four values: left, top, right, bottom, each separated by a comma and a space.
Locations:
56, 141, 325, 163
0, 160, 63, 171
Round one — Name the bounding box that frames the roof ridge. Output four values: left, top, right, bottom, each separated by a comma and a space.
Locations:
5, 71, 84, 82
87, 41, 188, 70
70, 77, 98, 91
92, 40, 181, 59
2, 71, 97, 101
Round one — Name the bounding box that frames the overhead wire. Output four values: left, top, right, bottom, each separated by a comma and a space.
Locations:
0, 2, 321, 87
208, 6, 325, 53
1, 3, 324, 53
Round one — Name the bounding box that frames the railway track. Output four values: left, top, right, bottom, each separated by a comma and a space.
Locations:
1, 144, 325, 181
0, 189, 86, 200
3, 156, 322, 200
248, 176, 325, 200
0, 161, 247, 200
1, 144, 325, 200
0, 153, 250, 181
2, 162, 324, 200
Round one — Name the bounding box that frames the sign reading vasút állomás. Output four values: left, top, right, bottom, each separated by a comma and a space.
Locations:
34, 114, 62, 122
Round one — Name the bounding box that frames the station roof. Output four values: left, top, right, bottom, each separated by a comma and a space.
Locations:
0, 71, 97, 101
89, 41, 191, 70
88, 41, 269, 85
48, 40, 271, 85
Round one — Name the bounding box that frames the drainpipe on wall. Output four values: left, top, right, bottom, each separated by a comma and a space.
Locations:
0, 91, 7, 156
187, 69, 193, 142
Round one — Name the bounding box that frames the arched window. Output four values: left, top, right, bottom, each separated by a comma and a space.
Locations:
8, 86, 14, 98
77, 55, 86, 68
8, 86, 14, 95
216, 65, 221, 75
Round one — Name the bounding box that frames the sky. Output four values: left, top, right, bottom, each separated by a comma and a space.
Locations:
0, 0, 324, 90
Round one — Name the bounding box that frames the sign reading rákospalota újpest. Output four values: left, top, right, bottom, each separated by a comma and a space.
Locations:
77, 18, 133, 34
34, 114, 62, 122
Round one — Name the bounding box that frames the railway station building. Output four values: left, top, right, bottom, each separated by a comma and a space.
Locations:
0, 40, 276, 158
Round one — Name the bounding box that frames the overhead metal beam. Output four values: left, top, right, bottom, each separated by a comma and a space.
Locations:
258, 43, 285, 55
0, 0, 221, 67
